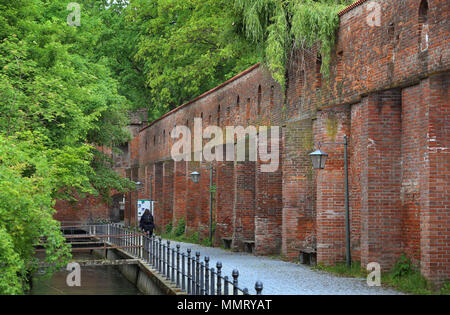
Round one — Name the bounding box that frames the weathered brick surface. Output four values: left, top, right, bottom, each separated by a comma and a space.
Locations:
55, 0, 449, 284
233, 161, 256, 251
54, 196, 110, 223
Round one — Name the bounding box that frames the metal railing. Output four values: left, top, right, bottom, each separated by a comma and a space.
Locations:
65, 223, 263, 295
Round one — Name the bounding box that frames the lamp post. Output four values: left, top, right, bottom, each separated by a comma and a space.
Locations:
190, 166, 214, 243
310, 135, 351, 269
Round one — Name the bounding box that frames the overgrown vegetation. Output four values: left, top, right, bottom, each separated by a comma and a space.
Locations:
382, 255, 449, 295
235, 0, 352, 87
315, 261, 367, 278
315, 256, 450, 295
160, 218, 213, 247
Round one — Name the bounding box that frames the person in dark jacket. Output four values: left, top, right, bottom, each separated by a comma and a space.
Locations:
139, 209, 154, 236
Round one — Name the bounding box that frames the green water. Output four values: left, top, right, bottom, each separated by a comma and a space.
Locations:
30, 253, 141, 295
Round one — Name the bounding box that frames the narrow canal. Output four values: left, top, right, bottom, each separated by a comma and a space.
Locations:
30, 253, 141, 295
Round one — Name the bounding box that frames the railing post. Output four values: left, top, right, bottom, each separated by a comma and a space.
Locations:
172, 247, 175, 282
224, 276, 229, 295
232, 269, 239, 295
200, 261, 205, 295
162, 242, 166, 276
216, 262, 222, 295
204, 256, 209, 295
255, 281, 263, 295
166, 241, 171, 280
195, 252, 200, 295
187, 249, 191, 295
151, 235, 154, 266
176, 245, 180, 288
210, 267, 215, 295
133, 229, 135, 255
158, 237, 162, 273
182, 252, 186, 292
140, 234, 143, 259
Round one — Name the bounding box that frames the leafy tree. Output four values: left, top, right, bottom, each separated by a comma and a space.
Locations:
131, 0, 261, 115
0, 0, 134, 293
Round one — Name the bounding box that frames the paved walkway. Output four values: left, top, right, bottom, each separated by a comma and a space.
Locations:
167, 240, 402, 295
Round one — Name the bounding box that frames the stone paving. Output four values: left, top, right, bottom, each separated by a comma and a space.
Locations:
167, 240, 402, 295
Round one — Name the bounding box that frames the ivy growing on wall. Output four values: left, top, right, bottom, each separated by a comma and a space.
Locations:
234, 0, 352, 87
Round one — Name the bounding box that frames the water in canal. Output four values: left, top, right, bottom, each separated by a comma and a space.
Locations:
30, 253, 141, 295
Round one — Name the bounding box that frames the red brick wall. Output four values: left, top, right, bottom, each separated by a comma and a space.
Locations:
313, 108, 351, 265
215, 161, 235, 245
419, 73, 449, 285
173, 161, 187, 226
282, 119, 316, 258
54, 196, 110, 224
233, 161, 256, 251
56, 0, 449, 284
255, 136, 283, 255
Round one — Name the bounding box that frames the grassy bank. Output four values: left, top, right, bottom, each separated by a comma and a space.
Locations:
315, 256, 449, 295
158, 218, 214, 247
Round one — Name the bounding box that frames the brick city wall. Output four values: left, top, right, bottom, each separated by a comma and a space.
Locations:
55, 0, 449, 284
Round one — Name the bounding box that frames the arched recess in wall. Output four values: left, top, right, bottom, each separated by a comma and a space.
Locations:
419, 0, 429, 52
316, 55, 322, 90
246, 98, 251, 121
217, 105, 221, 124
270, 86, 274, 110
257, 85, 262, 115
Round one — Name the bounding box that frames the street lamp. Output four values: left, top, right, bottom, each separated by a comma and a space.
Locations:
310, 135, 351, 269
309, 149, 328, 170
190, 171, 201, 184
190, 166, 214, 243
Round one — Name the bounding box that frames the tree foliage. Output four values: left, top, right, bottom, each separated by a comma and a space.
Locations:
130, 0, 261, 115
0, 0, 134, 293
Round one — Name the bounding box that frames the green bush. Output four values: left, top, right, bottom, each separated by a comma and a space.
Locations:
174, 218, 186, 237
391, 254, 413, 279
165, 222, 173, 235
